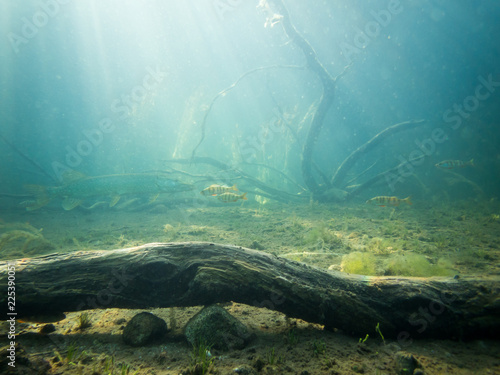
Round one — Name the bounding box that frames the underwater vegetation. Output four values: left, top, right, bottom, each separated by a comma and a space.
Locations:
77, 312, 92, 330
340, 251, 455, 276
303, 222, 343, 250
375, 322, 385, 345
311, 339, 327, 357
284, 328, 299, 347
94, 355, 137, 375
265, 346, 284, 366
385, 253, 455, 277
163, 223, 179, 240
189, 340, 214, 375
340, 251, 378, 275
53, 342, 87, 367
0, 221, 55, 259
365, 236, 400, 254
53, 343, 136, 374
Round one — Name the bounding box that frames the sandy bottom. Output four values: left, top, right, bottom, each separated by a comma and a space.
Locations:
1, 198, 499, 374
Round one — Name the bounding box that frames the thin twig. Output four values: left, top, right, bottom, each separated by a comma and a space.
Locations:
0, 133, 56, 183
190, 64, 305, 159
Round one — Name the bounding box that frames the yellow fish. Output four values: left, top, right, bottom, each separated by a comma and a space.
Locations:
366, 196, 412, 207
435, 159, 474, 169
200, 184, 238, 196
217, 192, 247, 202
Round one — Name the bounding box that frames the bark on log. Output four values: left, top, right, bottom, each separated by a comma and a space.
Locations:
1, 242, 498, 341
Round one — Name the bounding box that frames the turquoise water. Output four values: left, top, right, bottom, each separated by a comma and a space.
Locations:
0, 2, 499, 373
1, 1, 499, 203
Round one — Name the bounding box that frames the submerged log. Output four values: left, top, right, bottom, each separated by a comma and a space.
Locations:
1, 242, 498, 341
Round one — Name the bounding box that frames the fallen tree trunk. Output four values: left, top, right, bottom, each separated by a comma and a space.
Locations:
1, 242, 498, 341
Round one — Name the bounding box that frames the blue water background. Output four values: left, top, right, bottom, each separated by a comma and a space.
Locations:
1, 0, 499, 203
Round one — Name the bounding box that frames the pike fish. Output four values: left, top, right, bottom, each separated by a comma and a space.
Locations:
23, 171, 194, 211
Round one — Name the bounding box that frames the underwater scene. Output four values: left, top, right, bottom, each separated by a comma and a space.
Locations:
1, 1, 499, 374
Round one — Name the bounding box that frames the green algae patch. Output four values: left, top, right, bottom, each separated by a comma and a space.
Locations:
340, 251, 378, 275
384, 253, 455, 277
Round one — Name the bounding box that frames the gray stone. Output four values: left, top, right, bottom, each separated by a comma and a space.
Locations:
123, 312, 167, 346
184, 305, 254, 351
233, 365, 258, 374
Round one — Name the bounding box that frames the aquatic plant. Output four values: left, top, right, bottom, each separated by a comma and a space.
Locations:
322, 356, 336, 369
54, 343, 88, 367
352, 364, 367, 373
381, 220, 399, 236
436, 258, 455, 273
358, 334, 369, 344
288, 214, 303, 230
190, 340, 213, 374
366, 237, 398, 254
104, 355, 115, 372
375, 322, 385, 345
77, 312, 92, 330
119, 363, 133, 375
265, 346, 284, 365
340, 251, 378, 275
304, 223, 342, 250
434, 238, 449, 250
163, 223, 178, 239
66, 343, 77, 362
488, 214, 500, 222
384, 253, 454, 277
117, 234, 128, 247
311, 339, 327, 357
0, 222, 55, 258
385, 253, 427, 276
96, 355, 137, 375
285, 328, 299, 347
